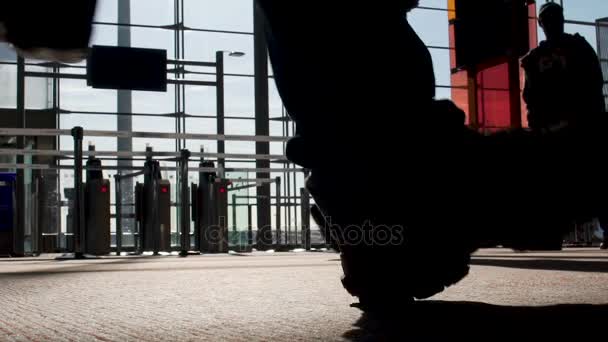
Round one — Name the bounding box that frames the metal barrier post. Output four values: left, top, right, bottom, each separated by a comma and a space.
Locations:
248, 204, 253, 248
151, 162, 160, 255
72, 127, 85, 259
179, 149, 191, 257
275, 177, 281, 248
232, 193, 237, 247
114, 175, 122, 256
301, 188, 311, 250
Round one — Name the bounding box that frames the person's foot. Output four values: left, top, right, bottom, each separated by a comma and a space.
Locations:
601, 241, 608, 250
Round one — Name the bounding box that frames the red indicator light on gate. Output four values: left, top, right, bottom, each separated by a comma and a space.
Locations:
219, 187, 226, 194
101, 185, 108, 193
161, 187, 169, 193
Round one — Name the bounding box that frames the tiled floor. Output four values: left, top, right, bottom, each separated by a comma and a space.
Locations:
1, 249, 607, 341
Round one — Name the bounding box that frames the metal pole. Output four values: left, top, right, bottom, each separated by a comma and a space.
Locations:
232, 193, 237, 246
216, 51, 226, 168
151, 162, 160, 255
117, 0, 134, 241
248, 204, 253, 248
275, 177, 281, 248
292, 165, 298, 244
179, 149, 191, 256
301, 188, 311, 251
254, 2, 272, 250
115, 175, 122, 255
286, 168, 291, 245
14, 56, 26, 257
72, 127, 85, 259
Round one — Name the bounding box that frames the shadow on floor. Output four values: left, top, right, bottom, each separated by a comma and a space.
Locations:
344, 301, 608, 340
471, 258, 608, 273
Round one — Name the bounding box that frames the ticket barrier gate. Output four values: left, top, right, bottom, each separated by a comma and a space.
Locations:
191, 161, 230, 254
84, 154, 111, 255
63, 153, 111, 255
0, 173, 16, 256
134, 159, 172, 254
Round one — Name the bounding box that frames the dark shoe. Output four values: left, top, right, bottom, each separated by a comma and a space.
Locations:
307, 171, 475, 307
601, 242, 608, 250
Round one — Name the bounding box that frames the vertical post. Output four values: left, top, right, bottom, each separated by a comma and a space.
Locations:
232, 193, 237, 246
115, 175, 122, 256
32, 177, 40, 255
117, 0, 135, 240
254, 1, 272, 250
72, 127, 85, 259
286, 170, 291, 245
275, 177, 281, 248
301, 188, 311, 250
216, 51, 226, 168
150, 162, 160, 255
248, 204, 253, 248
14, 56, 26, 256
191, 183, 199, 252
293, 169, 298, 245
179, 149, 191, 256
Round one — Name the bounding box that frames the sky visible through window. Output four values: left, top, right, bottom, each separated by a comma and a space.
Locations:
62, 0, 608, 151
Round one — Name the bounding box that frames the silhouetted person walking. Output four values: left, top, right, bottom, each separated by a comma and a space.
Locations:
258, 0, 608, 315
522, 3, 608, 250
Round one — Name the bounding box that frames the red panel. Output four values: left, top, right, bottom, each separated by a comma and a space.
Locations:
448, 0, 539, 131
451, 70, 469, 123
477, 62, 511, 131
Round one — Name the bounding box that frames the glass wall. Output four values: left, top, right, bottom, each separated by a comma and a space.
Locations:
1, 0, 605, 252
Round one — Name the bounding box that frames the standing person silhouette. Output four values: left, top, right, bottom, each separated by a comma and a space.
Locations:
522, 2, 608, 249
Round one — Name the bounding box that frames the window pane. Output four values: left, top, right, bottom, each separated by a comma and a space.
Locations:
225, 141, 255, 154
411, 8, 449, 48
131, 27, 175, 59
59, 114, 117, 151
225, 119, 253, 135
132, 116, 176, 133
225, 76, 254, 117
269, 81, 283, 119
94, 0, 118, 22
0, 43, 17, 61
0, 64, 17, 108
25, 76, 52, 110
185, 0, 253, 32
185, 117, 216, 134
60, 79, 117, 112
132, 85, 176, 114
131, 0, 173, 26
431, 49, 451, 87
186, 85, 216, 116
91, 24, 118, 46
561, 0, 608, 23
184, 31, 253, 75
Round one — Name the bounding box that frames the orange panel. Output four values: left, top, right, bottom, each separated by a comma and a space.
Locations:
448, 0, 456, 20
